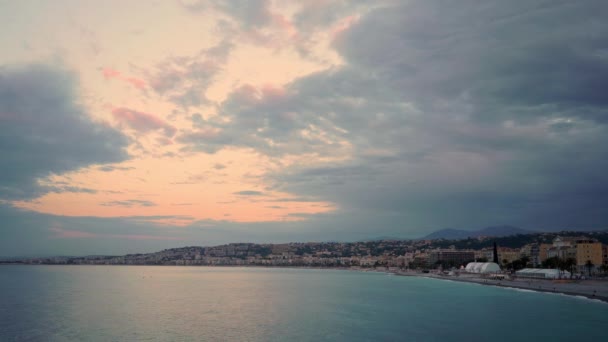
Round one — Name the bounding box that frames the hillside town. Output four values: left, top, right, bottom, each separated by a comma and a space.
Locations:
10, 231, 608, 277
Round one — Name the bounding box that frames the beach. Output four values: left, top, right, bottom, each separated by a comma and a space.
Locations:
395, 270, 608, 303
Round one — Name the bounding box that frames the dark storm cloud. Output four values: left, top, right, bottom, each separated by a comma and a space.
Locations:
176, 0, 608, 232
334, 0, 608, 120
0, 64, 129, 200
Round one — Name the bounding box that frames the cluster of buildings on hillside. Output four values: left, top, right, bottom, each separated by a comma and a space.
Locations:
422, 236, 607, 274
15, 236, 608, 274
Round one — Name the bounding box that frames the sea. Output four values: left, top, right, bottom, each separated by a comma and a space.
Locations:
0, 266, 606, 341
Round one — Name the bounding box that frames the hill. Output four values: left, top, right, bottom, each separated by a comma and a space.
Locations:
422, 226, 532, 240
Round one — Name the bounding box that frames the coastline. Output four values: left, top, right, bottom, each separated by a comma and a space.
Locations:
3, 263, 608, 303
394, 271, 608, 304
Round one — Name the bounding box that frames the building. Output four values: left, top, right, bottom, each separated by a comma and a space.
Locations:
552, 236, 587, 248
498, 247, 520, 264
539, 243, 552, 263
520, 244, 540, 266
547, 246, 576, 261
575, 239, 603, 272
408, 252, 430, 269
482, 247, 520, 265
428, 250, 475, 267
474, 250, 487, 261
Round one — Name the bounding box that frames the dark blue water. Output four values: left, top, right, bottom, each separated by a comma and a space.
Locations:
0, 266, 606, 341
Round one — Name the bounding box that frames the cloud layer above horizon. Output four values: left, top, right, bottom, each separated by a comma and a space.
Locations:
1, 0, 608, 256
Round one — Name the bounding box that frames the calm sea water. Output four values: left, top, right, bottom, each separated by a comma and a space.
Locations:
0, 266, 606, 341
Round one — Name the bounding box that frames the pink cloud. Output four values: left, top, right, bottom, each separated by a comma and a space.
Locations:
112, 107, 176, 137
331, 15, 359, 41
272, 13, 298, 38
102, 67, 121, 79
261, 84, 287, 100
119, 234, 184, 241
125, 77, 146, 89
102, 68, 147, 89
156, 136, 174, 146
49, 226, 184, 241
50, 226, 97, 238
232, 84, 260, 103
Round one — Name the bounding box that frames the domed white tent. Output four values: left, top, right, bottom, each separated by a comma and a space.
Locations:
464, 262, 501, 274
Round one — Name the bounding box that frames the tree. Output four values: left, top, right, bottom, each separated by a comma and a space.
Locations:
585, 260, 594, 277
564, 258, 576, 276
542, 257, 560, 269
510, 257, 529, 271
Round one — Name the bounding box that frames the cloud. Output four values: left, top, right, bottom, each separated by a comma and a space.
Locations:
112, 107, 176, 137
0, 204, 193, 256
142, 40, 233, 108
269, 197, 323, 203
0, 64, 129, 200
176, 125, 232, 154
50, 226, 97, 239
208, 0, 273, 29
180, 0, 274, 29
49, 226, 184, 241
177, 1, 608, 231
213, 163, 226, 170
46, 186, 98, 194
293, 1, 371, 32
233, 190, 264, 196
102, 67, 146, 89
101, 200, 157, 208
97, 165, 135, 172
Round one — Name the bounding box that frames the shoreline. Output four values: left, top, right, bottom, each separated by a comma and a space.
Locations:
3, 263, 608, 303
395, 271, 608, 304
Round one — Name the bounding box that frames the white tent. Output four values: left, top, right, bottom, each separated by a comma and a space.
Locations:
515, 268, 571, 279
464, 262, 501, 274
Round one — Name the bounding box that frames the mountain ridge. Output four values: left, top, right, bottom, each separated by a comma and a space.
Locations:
421, 225, 532, 240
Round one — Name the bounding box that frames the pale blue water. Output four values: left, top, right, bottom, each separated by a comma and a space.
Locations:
0, 266, 606, 341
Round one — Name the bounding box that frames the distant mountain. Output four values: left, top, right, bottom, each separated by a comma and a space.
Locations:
422, 226, 533, 240
360, 236, 405, 242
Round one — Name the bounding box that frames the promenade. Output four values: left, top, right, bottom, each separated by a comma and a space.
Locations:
396, 271, 608, 303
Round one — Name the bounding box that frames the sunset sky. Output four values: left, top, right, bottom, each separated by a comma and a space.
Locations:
2, 0, 608, 256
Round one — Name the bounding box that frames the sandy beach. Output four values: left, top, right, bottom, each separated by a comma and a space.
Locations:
394, 270, 608, 303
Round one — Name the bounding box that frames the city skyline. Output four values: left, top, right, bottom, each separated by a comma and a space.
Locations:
2, 0, 608, 256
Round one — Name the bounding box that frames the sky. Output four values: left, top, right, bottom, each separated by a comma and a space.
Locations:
1, 0, 608, 256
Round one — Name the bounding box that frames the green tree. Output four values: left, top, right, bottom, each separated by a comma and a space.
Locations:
564, 258, 576, 276
542, 256, 561, 269
585, 260, 594, 277
510, 257, 529, 271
